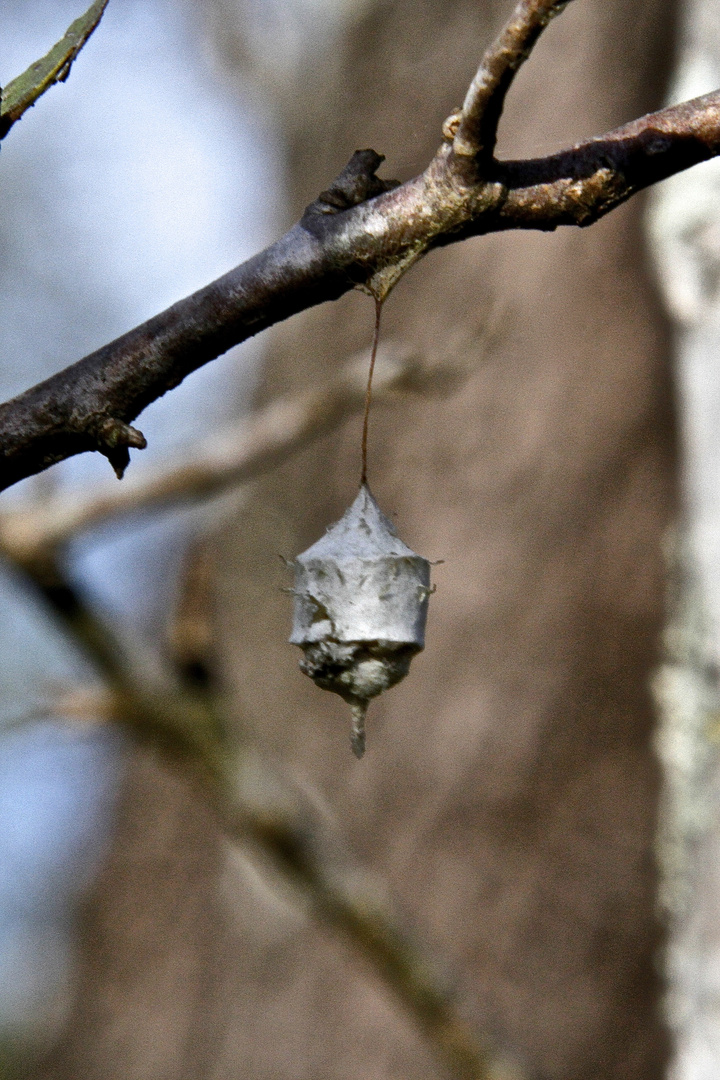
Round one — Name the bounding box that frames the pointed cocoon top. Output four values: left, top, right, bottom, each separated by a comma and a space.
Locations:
290, 483, 431, 757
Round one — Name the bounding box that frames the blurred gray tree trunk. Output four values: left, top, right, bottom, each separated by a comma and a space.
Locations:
35, 2, 679, 1079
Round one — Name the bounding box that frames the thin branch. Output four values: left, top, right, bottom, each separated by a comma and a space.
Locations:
0, 0, 109, 140
451, 0, 573, 161
494, 92, 720, 227
2, 4, 720, 490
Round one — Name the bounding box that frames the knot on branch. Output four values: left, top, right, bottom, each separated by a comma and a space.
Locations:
94, 417, 147, 479
303, 149, 400, 220
442, 112, 462, 143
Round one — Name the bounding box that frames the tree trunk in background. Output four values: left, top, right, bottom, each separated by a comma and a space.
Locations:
36, 2, 678, 1079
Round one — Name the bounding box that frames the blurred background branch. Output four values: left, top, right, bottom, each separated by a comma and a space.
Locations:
0, 316, 511, 1080
0, 337, 482, 568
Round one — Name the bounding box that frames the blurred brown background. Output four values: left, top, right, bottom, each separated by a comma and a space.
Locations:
18, 1, 681, 1079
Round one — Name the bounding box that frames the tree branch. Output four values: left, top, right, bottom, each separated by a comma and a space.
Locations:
2, 0, 720, 492
450, 0, 572, 161
494, 91, 720, 227
0, 0, 109, 140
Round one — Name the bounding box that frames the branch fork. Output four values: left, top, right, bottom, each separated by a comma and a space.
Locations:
2, 0, 720, 491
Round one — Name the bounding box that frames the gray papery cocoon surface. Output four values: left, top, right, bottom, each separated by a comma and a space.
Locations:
290, 483, 430, 757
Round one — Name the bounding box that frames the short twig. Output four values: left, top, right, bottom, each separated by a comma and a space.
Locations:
451, 0, 573, 161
